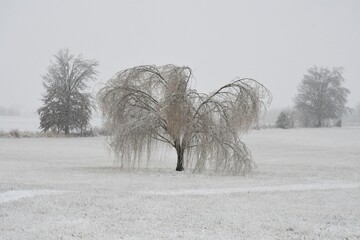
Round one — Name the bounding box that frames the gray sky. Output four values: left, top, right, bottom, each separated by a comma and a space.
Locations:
1, 0, 359, 115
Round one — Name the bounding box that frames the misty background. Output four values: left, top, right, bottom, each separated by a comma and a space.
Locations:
1, 0, 359, 130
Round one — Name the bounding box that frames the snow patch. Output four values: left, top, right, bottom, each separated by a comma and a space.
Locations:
143, 182, 360, 196
0, 190, 65, 203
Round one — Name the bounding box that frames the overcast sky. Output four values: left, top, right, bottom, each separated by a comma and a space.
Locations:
1, 0, 359, 115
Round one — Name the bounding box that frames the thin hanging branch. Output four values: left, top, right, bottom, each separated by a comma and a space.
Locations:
97, 64, 271, 175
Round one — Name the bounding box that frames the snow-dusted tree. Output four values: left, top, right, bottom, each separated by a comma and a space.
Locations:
98, 65, 271, 174
38, 49, 98, 134
295, 66, 350, 127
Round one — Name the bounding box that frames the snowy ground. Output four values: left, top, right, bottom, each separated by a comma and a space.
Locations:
1, 127, 360, 239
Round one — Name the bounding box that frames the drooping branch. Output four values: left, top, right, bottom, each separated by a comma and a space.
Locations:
98, 65, 271, 174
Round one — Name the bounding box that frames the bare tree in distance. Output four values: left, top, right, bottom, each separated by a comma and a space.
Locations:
295, 66, 350, 127
38, 49, 98, 134
98, 65, 271, 174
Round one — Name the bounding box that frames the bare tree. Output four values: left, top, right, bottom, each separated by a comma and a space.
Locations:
38, 49, 98, 134
295, 66, 350, 127
98, 65, 271, 174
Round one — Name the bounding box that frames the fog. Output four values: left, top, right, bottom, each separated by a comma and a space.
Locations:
1, 0, 360, 115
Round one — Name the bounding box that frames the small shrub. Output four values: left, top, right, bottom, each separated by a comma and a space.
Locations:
92, 126, 109, 136
335, 119, 342, 127
275, 110, 296, 129
276, 112, 289, 129
9, 129, 20, 138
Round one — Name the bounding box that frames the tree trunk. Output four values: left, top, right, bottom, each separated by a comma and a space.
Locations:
317, 118, 322, 128
64, 125, 69, 135
175, 142, 185, 171
64, 98, 70, 135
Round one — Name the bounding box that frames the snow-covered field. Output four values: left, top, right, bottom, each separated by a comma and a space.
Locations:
1, 127, 360, 239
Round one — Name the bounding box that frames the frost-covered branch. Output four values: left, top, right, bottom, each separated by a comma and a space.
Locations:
98, 65, 271, 174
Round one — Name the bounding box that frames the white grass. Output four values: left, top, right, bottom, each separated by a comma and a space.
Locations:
1, 127, 360, 239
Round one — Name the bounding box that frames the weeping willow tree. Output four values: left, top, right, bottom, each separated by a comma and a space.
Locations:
98, 65, 271, 174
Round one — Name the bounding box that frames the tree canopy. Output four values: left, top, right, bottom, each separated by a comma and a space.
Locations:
98, 65, 271, 174
38, 49, 98, 134
295, 66, 350, 127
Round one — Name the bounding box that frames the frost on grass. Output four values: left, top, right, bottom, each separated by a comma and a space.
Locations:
0, 190, 65, 203
98, 65, 271, 175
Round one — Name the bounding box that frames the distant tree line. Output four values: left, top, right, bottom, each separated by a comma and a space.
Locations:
36, 49, 357, 174
0, 106, 20, 116
38, 49, 354, 137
